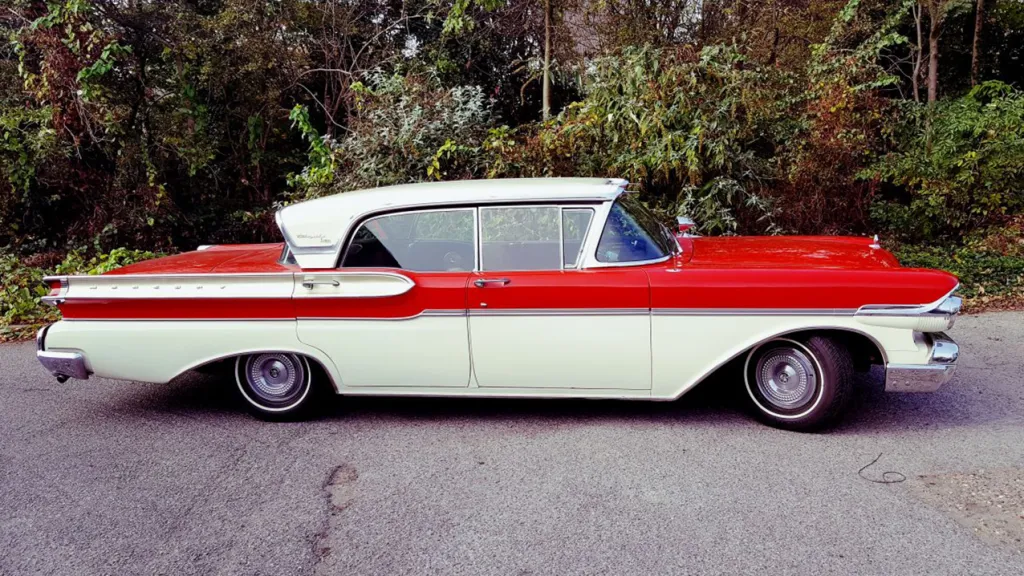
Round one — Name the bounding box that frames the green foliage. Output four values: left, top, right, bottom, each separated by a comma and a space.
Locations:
867, 82, 1024, 241
526, 45, 791, 234
290, 72, 496, 199
288, 105, 337, 190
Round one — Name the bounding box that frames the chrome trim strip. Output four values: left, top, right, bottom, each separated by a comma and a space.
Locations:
469, 308, 649, 316
653, 308, 858, 316
44, 273, 295, 281
61, 318, 296, 322
40, 277, 68, 306
300, 310, 467, 321
855, 284, 961, 316
280, 195, 616, 258
36, 324, 49, 351
586, 254, 672, 269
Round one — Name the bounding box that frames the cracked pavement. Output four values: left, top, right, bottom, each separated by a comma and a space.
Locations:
1, 312, 1023, 575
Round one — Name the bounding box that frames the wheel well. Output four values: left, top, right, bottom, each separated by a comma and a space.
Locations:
778, 329, 885, 371
193, 352, 338, 391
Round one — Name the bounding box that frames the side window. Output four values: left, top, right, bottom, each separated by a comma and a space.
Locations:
480, 206, 561, 271
341, 209, 475, 271
562, 208, 594, 268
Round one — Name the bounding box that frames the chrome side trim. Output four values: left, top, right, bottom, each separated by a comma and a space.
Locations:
43, 273, 295, 281
40, 277, 68, 306
885, 332, 958, 392
469, 308, 649, 316
653, 308, 858, 316
855, 284, 961, 316
299, 309, 467, 321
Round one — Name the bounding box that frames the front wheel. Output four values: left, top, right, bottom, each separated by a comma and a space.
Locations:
235, 353, 315, 419
743, 335, 853, 431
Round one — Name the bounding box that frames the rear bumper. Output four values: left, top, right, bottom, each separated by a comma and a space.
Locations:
885, 332, 959, 392
36, 325, 90, 381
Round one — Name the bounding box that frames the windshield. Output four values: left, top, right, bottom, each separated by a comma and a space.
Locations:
596, 195, 678, 263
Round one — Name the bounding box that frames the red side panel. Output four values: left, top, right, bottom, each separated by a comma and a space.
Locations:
647, 265, 959, 310
59, 298, 294, 320
467, 268, 650, 311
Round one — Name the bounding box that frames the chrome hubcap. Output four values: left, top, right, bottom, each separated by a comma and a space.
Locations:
244, 353, 306, 406
755, 346, 817, 409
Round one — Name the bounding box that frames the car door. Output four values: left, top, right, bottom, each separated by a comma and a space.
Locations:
468, 205, 652, 390
295, 208, 474, 388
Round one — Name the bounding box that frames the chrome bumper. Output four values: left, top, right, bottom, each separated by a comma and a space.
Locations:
885, 332, 959, 392
36, 325, 90, 381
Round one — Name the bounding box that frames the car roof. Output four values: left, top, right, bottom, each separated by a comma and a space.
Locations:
276, 178, 627, 267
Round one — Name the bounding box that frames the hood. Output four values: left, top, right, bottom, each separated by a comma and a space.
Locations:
685, 236, 901, 269
103, 244, 292, 275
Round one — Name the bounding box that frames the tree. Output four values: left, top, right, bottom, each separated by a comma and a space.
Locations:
972, 0, 985, 86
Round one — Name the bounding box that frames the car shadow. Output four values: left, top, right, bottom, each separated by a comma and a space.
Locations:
117, 362, 1015, 434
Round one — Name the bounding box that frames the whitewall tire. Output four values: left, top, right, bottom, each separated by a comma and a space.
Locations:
743, 335, 853, 431
235, 353, 315, 419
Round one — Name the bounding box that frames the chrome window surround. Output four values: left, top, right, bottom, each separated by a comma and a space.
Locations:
277, 181, 629, 264
562, 207, 595, 269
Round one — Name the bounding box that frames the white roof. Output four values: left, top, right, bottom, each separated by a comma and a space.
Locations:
277, 178, 627, 267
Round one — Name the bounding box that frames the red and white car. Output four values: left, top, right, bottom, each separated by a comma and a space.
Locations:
36, 178, 961, 430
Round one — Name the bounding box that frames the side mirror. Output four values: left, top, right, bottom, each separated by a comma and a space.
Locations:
677, 216, 696, 235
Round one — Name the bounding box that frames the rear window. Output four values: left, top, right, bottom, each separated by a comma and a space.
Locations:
341, 209, 475, 271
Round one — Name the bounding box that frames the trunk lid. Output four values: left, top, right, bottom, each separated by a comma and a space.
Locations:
103, 243, 292, 275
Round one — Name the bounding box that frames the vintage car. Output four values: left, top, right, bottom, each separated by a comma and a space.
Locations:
36, 178, 961, 430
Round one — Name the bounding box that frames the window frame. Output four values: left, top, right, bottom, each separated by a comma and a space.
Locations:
580, 195, 677, 269
560, 207, 596, 270
338, 206, 479, 273
478, 204, 565, 272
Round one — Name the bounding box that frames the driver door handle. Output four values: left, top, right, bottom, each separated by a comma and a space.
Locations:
473, 278, 511, 288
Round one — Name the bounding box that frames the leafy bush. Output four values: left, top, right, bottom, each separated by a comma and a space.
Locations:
867, 82, 1024, 241
894, 218, 1024, 309
488, 45, 792, 234
289, 72, 497, 200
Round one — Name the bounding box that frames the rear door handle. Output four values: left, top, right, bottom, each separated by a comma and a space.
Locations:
473, 278, 511, 288
302, 279, 341, 289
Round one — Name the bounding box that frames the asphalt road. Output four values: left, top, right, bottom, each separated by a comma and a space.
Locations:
2, 313, 1023, 576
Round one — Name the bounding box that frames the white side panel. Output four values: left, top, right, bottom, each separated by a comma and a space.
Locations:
469, 315, 651, 390
43, 320, 339, 385
650, 315, 928, 398
297, 317, 471, 387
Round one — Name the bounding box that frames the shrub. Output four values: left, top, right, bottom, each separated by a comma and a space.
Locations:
867, 82, 1024, 242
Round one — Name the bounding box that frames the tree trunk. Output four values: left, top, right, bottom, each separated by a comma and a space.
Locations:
542, 0, 551, 121
972, 0, 985, 86
912, 4, 923, 102
927, 2, 941, 104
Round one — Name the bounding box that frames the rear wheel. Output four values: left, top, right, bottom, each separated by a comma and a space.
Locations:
743, 335, 853, 431
235, 353, 315, 419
